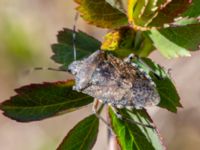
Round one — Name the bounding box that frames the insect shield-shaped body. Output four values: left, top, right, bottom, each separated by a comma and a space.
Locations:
68, 50, 160, 109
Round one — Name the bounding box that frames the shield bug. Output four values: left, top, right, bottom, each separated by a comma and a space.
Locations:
68, 50, 160, 108
68, 50, 160, 128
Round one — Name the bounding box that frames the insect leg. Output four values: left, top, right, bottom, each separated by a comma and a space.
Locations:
135, 65, 156, 87
123, 53, 136, 63
74, 82, 93, 92
92, 99, 114, 133
135, 57, 166, 79
123, 53, 155, 84
125, 54, 158, 86
111, 106, 155, 129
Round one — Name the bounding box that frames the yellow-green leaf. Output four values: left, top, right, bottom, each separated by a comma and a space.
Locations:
101, 27, 136, 52
75, 0, 128, 29
146, 23, 200, 58
128, 0, 191, 30
101, 27, 154, 57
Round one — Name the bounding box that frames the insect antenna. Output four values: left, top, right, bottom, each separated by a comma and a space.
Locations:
33, 67, 67, 72
72, 12, 79, 61
24, 12, 80, 76
23, 67, 68, 76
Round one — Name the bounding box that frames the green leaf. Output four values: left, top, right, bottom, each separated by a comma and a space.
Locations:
101, 27, 154, 58
0, 80, 93, 122
133, 58, 181, 112
51, 28, 101, 69
146, 23, 200, 58
109, 108, 165, 150
182, 0, 200, 18
149, 0, 191, 27
57, 114, 99, 150
133, 31, 155, 57
101, 27, 136, 53
128, 0, 191, 29
75, 0, 128, 29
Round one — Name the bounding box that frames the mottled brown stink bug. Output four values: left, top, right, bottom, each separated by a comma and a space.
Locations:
68, 50, 160, 128
68, 50, 160, 108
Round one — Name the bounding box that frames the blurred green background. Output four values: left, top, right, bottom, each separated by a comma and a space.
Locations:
0, 1, 200, 150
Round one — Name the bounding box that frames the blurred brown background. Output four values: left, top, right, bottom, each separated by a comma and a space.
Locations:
0, 1, 200, 150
